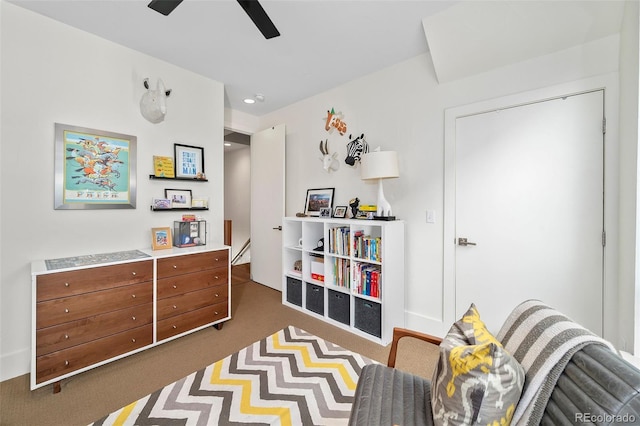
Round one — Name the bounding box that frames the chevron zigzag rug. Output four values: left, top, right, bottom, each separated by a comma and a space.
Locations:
90, 326, 375, 425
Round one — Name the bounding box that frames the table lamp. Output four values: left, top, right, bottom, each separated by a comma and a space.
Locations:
360, 149, 399, 219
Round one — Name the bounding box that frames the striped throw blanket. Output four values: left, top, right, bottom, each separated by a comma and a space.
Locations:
496, 300, 617, 426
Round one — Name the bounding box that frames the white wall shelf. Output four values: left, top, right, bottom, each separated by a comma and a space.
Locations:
282, 217, 405, 345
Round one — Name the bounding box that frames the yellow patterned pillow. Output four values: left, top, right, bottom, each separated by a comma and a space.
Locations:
431, 304, 525, 425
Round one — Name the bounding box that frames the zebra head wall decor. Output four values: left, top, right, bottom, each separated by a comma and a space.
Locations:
345, 133, 368, 166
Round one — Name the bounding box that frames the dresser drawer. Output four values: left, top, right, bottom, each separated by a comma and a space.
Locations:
157, 285, 228, 320
36, 303, 153, 357
157, 269, 228, 299
35, 324, 153, 384
157, 302, 228, 341
157, 250, 228, 278
36, 282, 152, 329
37, 260, 153, 302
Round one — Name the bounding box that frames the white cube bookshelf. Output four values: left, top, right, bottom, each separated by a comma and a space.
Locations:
282, 217, 405, 345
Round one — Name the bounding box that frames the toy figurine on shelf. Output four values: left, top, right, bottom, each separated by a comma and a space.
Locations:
349, 197, 360, 218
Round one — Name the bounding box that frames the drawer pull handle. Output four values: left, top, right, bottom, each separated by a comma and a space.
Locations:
173, 305, 177, 309
214, 311, 219, 315
132, 272, 137, 276
64, 334, 69, 339
172, 325, 177, 329
215, 293, 219, 297
64, 282, 70, 287
132, 294, 136, 298
132, 316, 136, 321
173, 285, 177, 289
132, 338, 136, 343
173, 265, 177, 269
65, 360, 69, 366
64, 308, 69, 313
215, 276, 219, 280
215, 258, 219, 262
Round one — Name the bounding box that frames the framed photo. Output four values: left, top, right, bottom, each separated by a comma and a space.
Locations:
152, 198, 171, 210
151, 227, 172, 250
54, 123, 137, 209
165, 188, 192, 209
319, 207, 332, 218
174, 143, 205, 179
334, 206, 347, 218
304, 188, 335, 217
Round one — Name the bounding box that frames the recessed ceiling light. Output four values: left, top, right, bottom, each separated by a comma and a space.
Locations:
255, 94, 265, 102
243, 98, 256, 104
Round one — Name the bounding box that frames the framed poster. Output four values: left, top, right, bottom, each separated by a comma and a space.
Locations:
54, 123, 137, 209
165, 188, 192, 209
304, 188, 335, 217
174, 143, 205, 179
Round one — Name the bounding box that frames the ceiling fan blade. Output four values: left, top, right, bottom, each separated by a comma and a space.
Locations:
148, 0, 184, 16
237, 0, 280, 39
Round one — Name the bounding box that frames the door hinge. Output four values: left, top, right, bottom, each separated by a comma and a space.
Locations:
602, 117, 606, 135
602, 231, 606, 247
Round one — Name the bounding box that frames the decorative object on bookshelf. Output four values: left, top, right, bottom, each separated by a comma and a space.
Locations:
174, 143, 205, 179
349, 198, 360, 218
153, 155, 175, 178
304, 188, 335, 217
165, 188, 192, 209
151, 227, 172, 250
319, 207, 332, 218
294, 260, 302, 272
333, 206, 347, 218
361, 148, 400, 220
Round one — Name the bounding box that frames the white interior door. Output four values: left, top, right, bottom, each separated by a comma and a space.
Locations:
250, 124, 285, 291
454, 90, 604, 334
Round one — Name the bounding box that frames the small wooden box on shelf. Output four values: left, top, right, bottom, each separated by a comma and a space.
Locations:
281, 217, 404, 345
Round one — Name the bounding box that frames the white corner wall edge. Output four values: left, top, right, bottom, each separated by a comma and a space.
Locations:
1, 348, 29, 382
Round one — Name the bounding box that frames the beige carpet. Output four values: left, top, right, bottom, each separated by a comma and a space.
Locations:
0, 268, 439, 426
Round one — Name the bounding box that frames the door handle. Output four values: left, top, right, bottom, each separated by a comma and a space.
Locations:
458, 237, 477, 246
273, 226, 282, 231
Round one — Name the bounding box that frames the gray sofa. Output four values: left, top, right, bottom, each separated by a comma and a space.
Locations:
349, 328, 640, 425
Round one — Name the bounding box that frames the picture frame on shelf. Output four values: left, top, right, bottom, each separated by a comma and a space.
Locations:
54, 123, 137, 210
153, 155, 175, 178
333, 206, 347, 218
174, 143, 205, 179
304, 188, 335, 217
151, 227, 172, 250
319, 207, 332, 218
165, 188, 192, 209
152, 198, 171, 210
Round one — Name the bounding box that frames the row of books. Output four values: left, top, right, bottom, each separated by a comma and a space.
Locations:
328, 226, 350, 256
353, 231, 382, 262
353, 263, 381, 298
331, 258, 350, 288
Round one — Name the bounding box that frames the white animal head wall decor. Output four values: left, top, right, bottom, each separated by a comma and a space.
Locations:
319, 139, 339, 173
140, 78, 172, 124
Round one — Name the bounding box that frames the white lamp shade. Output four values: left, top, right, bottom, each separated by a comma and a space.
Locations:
360, 151, 400, 180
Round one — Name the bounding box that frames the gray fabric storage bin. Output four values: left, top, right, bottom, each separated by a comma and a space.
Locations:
354, 299, 381, 338
328, 289, 350, 325
305, 283, 324, 315
286, 277, 302, 307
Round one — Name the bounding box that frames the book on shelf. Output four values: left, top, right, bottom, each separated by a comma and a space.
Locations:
353, 263, 381, 298
353, 231, 382, 262
328, 226, 350, 256
332, 257, 350, 288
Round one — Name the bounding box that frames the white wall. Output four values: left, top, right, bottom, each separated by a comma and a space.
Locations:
0, 2, 225, 380
224, 146, 251, 264
259, 34, 628, 340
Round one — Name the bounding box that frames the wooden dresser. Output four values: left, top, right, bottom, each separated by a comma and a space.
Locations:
31, 245, 230, 391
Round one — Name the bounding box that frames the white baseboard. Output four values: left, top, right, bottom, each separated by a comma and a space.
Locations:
1, 347, 30, 382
